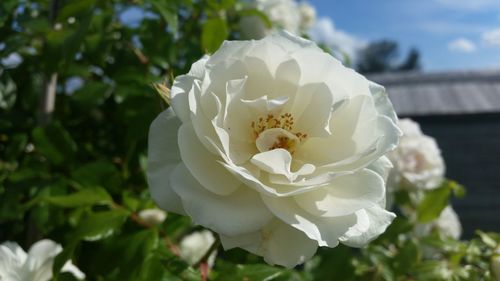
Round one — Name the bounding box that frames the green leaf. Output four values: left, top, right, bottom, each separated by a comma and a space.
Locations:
207, 0, 236, 10
411, 260, 451, 280
449, 180, 466, 198
393, 239, 420, 276
74, 209, 129, 241
90, 229, 162, 280
151, 1, 178, 33
375, 216, 413, 242
57, 0, 97, 21
62, 12, 93, 66
71, 81, 110, 108
119, 230, 160, 280
0, 0, 18, 27
476, 231, 498, 248
32, 122, 77, 166
215, 261, 284, 281
4, 133, 27, 160
71, 161, 121, 189
239, 8, 272, 28
417, 184, 451, 223
304, 246, 355, 281
44, 187, 112, 208
202, 18, 228, 53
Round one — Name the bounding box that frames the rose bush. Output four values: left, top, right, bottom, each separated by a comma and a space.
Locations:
148, 31, 402, 267
2, 0, 499, 279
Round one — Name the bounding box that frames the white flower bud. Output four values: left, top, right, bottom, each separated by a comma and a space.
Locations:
179, 230, 217, 267
298, 2, 316, 31
138, 208, 167, 225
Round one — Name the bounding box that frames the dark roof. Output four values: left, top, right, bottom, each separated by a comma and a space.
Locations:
368, 70, 500, 116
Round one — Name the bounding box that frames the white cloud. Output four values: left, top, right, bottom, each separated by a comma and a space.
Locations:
482, 28, 500, 47
418, 21, 488, 35
434, 0, 500, 11
448, 38, 476, 53
309, 17, 366, 62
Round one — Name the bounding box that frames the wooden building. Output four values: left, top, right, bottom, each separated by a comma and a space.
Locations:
370, 70, 500, 238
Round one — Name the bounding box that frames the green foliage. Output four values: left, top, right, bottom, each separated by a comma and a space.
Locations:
214, 261, 285, 281
32, 122, 77, 166
202, 18, 229, 53
42, 186, 112, 207
356, 40, 421, 74
417, 182, 452, 223
0, 0, 497, 280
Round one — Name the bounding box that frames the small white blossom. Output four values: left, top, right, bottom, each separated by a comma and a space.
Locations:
0, 239, 85, 281
240, 0, 301, 39
298, 2, 316, 31
389, 118, 445, 190
179, 230, 217, 267
138, 208, 167, 225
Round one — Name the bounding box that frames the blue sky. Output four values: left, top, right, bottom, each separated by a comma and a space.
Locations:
308, 0, 500, 71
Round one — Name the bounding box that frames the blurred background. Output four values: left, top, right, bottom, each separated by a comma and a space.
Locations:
306, 0, 500, 237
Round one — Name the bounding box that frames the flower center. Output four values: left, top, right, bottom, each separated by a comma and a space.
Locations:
251, 113, 307, 153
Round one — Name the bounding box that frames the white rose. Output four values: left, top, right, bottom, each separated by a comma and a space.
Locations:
240, 0, 300, 39
415, 206, 462, 239
138, 208, 167, 225
148, 31, 401, 267
0, 239, 85, 281
179, 230, 217, 267
388, 118, 445, 190
298, 2, 316, 31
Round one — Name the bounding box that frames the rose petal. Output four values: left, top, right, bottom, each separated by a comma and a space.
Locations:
251, 148, 315, 183
369, 81, 398, 124
147, 108, 185, 214
178, 122, 241, 196
220, 219, 318, 268
0, 243, 23, 278
171, 164, 274, 236
339, 206, 396, 247
23, 240, 62, 279
366, 156, 393, 182
62, 260, 86, 280
171, 56, 210, 123
261, 195, 358, 247
291, 82, 333, 137
293, 169, 385, 217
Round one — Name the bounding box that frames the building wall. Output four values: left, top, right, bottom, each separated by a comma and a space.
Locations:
411, 113, 500, 238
